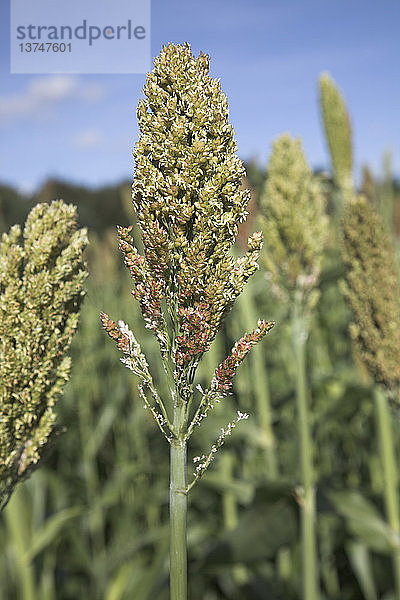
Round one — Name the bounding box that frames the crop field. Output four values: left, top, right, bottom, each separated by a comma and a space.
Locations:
0, 11, 399, 600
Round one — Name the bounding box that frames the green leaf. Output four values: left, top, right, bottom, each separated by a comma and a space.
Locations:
104, 560, 139, 600
204, 486, 298, 565
201, 472, 254, 505
328, 490, 393, 554
346, 541, 378, 600
26, 506, 82, 561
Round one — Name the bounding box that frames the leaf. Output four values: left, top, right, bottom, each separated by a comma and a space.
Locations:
201, 472, 254, 504
203, 485, 298, 565
86, 404, 118, 459
26, 506, 82, 561
105, 560, 139, 600
346, 541, 378, 600
328, 490, 393, 554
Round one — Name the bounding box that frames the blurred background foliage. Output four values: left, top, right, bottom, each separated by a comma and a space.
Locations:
1, 78, 400, 600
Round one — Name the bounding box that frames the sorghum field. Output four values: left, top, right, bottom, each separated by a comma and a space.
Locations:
1, 45, 400, 600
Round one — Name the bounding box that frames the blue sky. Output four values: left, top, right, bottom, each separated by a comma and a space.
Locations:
0, 0, 399, 193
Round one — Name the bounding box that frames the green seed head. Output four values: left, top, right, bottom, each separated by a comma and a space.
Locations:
102, 44, 275, 461
259, 134, 328, 310
114, 43, 264, 366
0, 200, 88, 509
342, 195, 400, 394
319, 73, 353, 198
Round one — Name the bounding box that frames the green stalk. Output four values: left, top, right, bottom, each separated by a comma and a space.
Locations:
220, 452, 248, 585
220, 451, 238, 532
78, 371, 107, 597
375, 387, 400, 599
4, 485, 36, 600
292, 299, 319, 600
237, 290, 277, 477
170, 402, 187, 600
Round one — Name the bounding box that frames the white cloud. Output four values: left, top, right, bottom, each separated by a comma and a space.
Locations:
0, 76, 106, 122
29, 76, 78, 102
73, 128, 103, 149
79, 83, 106, 102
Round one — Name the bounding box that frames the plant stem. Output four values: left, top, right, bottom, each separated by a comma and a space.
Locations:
170, 403, 187, 600
221, 451, 238, 532
4, 485, 36, 600
238, 290, 277, 478
375, 387, 400, 600
292, 300, 319, 600
220, 452, 248, 585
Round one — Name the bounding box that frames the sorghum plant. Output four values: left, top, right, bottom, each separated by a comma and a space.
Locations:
101, 43, 274, 599
342, 195, 400, 393
259, 135, 328, 316
319, 73, 353, 205
380, 151, 397, 237
0, 200, 88, 510
342, 194, 400, 599
259, 134, 328, 600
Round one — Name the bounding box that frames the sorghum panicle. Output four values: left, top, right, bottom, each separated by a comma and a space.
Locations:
0, 200, 88, 509
101, 42, 274, 464
259, 134, 328, 311
319, 73, 353, 198
342, 195, 400, 395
